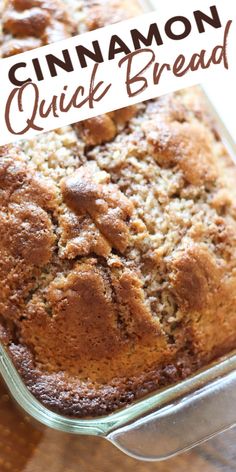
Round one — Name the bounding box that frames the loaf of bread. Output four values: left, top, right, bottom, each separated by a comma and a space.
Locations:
1, 0, 236, 417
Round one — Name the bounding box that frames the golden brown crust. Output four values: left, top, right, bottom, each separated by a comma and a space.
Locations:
74, 107, 138, 146
17, 259, 168, 380
143, 119, 217, 186
61, 162, 133, 253
74, 116, 118, 147
0, 149, 57, 323
58, 210, 112, 259
1, 0, 76, 56
169, 246, 221, 312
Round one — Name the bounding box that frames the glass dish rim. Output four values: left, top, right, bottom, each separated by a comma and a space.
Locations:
1, 343, 236, 437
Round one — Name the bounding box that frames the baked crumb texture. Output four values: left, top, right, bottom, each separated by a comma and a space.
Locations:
1, 0, 236, 417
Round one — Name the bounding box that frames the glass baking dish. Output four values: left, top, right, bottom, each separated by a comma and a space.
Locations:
1, 0, 236, 462
1, 90, 236, 460
1, 344, 236, 461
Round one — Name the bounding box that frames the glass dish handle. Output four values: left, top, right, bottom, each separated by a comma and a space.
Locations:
108, 370, 236, 461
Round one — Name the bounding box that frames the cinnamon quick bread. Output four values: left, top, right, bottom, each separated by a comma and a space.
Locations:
1, 0, 236, 417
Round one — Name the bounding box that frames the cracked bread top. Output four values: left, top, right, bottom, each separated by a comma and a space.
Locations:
1, 0, 236, 416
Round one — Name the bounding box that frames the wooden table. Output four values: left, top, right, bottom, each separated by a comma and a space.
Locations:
0, 379, 235, 472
